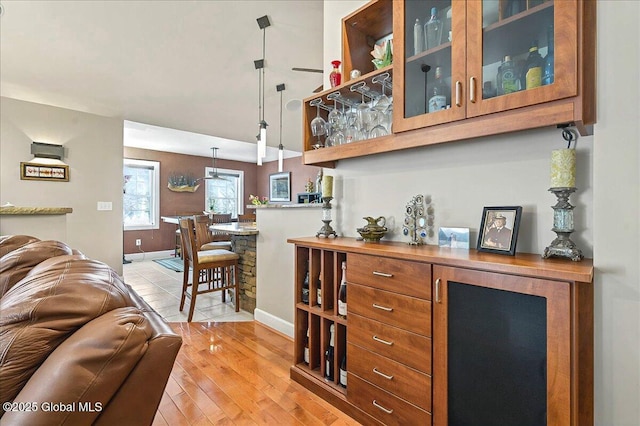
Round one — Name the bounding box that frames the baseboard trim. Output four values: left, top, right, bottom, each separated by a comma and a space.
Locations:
125, 250, 174, 262
254, 308, 294, 338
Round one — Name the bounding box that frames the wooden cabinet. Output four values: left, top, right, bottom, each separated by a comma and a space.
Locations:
302, 0, 595, 167
288, 237, 594, 425
347, 253, 432, 424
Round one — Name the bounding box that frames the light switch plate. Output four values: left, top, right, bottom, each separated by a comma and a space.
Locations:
97, 201, 112, 211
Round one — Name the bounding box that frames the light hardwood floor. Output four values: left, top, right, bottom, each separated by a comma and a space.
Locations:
155, 321, 360, 425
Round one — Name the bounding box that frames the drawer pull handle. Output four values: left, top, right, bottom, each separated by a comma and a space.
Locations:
372, 400, 394, 414
373, 335, 394, 346
372, 271, 393, 278
372, 303, 393, 312
435, 278, 441, 303
373, 367, 394, 380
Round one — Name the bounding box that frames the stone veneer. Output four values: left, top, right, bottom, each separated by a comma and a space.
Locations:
230, 234, 256, 313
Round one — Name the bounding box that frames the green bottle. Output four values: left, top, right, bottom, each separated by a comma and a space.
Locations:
497, 55, 519, 96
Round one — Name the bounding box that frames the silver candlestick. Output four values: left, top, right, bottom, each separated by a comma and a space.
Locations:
316, 197, 337, 238
542, 187, 583, 261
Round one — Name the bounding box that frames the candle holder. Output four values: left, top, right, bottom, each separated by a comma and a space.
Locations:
316, 197, 338, 238
542, 187, 583, 261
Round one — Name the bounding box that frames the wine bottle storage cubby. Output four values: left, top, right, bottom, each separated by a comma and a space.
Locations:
294, 246, 348, 395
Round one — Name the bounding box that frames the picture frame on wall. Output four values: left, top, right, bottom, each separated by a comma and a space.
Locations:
269, 172, 291, 202
20, 162, 69, 182
477, 206, 522, 256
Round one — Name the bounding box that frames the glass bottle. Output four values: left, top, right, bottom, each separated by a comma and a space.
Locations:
316, 273, 322, 307
522, 40, 544, 90
413, 18, 424, 55
338, 261, 347, 317
542, 25, 555, 86
339, 354, 347, 388
329, 60, 342, 88
424, 7, 442, 50
497, 55, 519, 96
302, 263, 309, 304
428, 66, 449, 113
304, 328, 310, 364
325, 324, 335, 381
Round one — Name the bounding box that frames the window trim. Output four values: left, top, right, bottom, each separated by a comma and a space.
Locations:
204, 166, 244, 217
123, 158, 160, 231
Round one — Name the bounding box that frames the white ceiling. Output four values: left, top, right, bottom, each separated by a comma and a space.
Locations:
0, 0, 324, 162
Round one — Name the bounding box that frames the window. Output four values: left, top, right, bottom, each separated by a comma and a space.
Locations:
123, 159, 160, 230
205, 167, 244, 219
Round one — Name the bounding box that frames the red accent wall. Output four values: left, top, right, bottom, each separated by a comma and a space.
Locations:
123, 148, 319, 255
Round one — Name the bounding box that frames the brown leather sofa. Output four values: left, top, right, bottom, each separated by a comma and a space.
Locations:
0, 235, 182, 425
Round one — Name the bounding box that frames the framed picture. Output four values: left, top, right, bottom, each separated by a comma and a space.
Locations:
20, 162, 69, 182
438, 227, 470, 249
477, 206, 522, 255
269, 172, 291, 202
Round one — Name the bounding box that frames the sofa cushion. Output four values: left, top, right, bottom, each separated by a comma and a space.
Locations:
0, 257, 135, 411
0, 235, 40, 257
0, 239, 74, 296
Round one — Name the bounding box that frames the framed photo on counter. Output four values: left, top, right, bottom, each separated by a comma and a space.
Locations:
477, 206, 522, 255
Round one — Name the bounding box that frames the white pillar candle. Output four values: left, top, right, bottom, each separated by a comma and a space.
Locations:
550, 149, 576, 188
322, 175, 334, 198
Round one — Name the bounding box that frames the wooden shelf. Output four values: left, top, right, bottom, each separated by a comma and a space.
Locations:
0, 206, 73, 215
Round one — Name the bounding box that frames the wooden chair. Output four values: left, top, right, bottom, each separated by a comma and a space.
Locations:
193, 215, 231, 251
174, 211, 201, 258
210, 213, 232, 242
238, 213, 256, 223
178, 217, 240, 322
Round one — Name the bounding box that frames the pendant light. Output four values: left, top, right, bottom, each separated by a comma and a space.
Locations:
277, 83, 285, 172
255, 15, 270, 165
198, 147, 227, 181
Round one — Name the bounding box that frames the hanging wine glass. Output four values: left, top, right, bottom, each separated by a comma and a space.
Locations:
310, 103, 327, 148
327, 97, 344, 132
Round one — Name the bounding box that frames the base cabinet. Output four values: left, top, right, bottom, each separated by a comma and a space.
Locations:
288, 237, 593, 425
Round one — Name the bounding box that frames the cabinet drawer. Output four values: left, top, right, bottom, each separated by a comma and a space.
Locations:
347, 253, 431, 299
349, 313, 431, 373
349, 282, 431, 336
348, 343, 431, 411
348, 373, 431, 426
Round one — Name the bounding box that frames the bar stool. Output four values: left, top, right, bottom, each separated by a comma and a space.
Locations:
178, 217, 240, 322
193, 215, 231, 251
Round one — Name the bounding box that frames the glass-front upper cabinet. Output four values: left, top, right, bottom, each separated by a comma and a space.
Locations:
393, 0, 466, 133
466, 0, 577, 118
394, 0, 581, 133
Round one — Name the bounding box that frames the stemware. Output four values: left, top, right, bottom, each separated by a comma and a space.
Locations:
327, 97, 344, 132
310, 104, 327, 148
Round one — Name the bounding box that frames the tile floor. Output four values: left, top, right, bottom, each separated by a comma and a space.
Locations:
122, 259, 253, 323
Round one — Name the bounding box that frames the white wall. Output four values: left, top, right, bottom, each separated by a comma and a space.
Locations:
255, 206, 322, 336
323, 1, 639, 425
0, 97, 125, 274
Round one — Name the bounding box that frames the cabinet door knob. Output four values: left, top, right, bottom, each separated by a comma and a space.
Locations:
456, 81, 462, 107
470, 77, 477, 103
373, 367, 394, 380
372, 303, 393, 312
372, 400, 394, 414
372, 271, 393, 278
373, 335, 394, 346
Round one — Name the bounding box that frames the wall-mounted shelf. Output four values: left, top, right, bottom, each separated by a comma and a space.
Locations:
0, 206, 73, 215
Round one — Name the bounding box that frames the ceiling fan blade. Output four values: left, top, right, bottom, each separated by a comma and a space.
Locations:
292, 67, 323, 74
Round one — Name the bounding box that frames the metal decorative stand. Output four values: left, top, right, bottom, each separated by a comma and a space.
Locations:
542, 187, 583, 261
403, 194, 434, 245
316, 197, 338, 238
